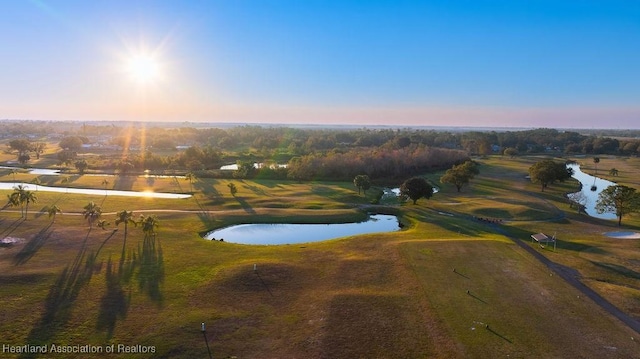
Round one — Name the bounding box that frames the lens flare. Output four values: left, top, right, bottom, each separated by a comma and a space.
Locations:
126, 53, 160, 83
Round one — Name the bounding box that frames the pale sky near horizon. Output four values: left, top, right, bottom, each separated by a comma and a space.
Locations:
1, 1, 639, 129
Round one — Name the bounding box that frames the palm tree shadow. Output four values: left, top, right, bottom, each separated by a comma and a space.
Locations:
113, 175, 136, 191
194, 196, 215, 227
13, 223, 53, 265
1, 217, 25, 238
33, 206, 47, 219
95, 226, 138, 339
19, 231, 97, 358
96, 256, 133, 339
171, 175, 184, 192
236, 196, 256, 214
137, 235, 164, 304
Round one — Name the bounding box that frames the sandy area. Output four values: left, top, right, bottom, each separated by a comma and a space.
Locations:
604, 231, 640, 239
0, 237, 24, 246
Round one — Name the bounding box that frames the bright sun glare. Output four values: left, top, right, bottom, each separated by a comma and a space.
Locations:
126, 54, 161, 84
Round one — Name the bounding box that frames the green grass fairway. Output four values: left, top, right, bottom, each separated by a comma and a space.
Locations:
1, 154, 640, 358
401, 239, 639, 358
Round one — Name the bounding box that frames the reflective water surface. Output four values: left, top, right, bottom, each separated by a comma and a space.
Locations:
204, 214, 400, 245
566, 163, 616, 220
0, 182, 190, 199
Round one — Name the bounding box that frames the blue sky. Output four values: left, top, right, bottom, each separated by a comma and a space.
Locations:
1, 0, 639, 128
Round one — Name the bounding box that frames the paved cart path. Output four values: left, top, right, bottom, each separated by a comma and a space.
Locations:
490, 223, 640, 335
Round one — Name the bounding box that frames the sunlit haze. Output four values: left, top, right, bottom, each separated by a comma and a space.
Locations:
2, 1, 639, 128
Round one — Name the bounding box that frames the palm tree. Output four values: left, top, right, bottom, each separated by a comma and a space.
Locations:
593, 157, 600, 176
184, 172, 196, 193
102, 179, 110, 196
97, 220, 110, 230
609, 168, 619, 177
83, 201, 102, 229
10, 168, 18, 182
47, 205, 62, 223
115, 210, 136, 249
61, 176, 70, 193
6, 192, 21, 217
30, 177, 41, 191
137, 214, 162, 301
9, 185, 28, 218
139, 214, 159, 239
22, 190, 37, 220
227, 182, 238, 196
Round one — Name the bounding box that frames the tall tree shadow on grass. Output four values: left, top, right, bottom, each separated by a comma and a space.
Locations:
235, 196, 256, 215
113, 175, 136, 191
138, 234, 164, 304
96, 214, 139, 340
1, 217, 25, 238
194, 196, 215, 227
194, 180, 222, 202
19, 229, 111, 359
13, 223, 53, 265
96, 254, 135, 339
137, 215, 164, 304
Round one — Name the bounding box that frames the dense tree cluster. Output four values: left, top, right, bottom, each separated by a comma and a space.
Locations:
440, 161, 479, 192
7, 139, 47, 164
287, 146, 469, 181
528, 160, 573, 191
353, 175, 372, 195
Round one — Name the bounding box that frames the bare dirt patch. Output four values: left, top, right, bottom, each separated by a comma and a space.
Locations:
0, 237, 24, 247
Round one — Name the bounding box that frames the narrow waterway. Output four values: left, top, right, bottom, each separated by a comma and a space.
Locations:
566, 164, 616, 220
0, 182, 191, 199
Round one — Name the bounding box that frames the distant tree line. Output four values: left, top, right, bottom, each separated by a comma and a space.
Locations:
6, 123, 640, 180
85, 126, 640, 157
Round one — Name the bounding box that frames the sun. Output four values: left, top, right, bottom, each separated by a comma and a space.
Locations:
125, 53, 161, 84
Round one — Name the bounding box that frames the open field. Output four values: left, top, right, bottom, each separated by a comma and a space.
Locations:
1, 155, 640, 358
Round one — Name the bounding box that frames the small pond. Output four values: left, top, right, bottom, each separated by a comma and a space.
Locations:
566, 163, 616, 220
204, 214, 400, 245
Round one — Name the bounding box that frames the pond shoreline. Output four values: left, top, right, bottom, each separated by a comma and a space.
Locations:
0, 181, 191, 199
566, 163, 617, 220
203, 213, 401, 245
